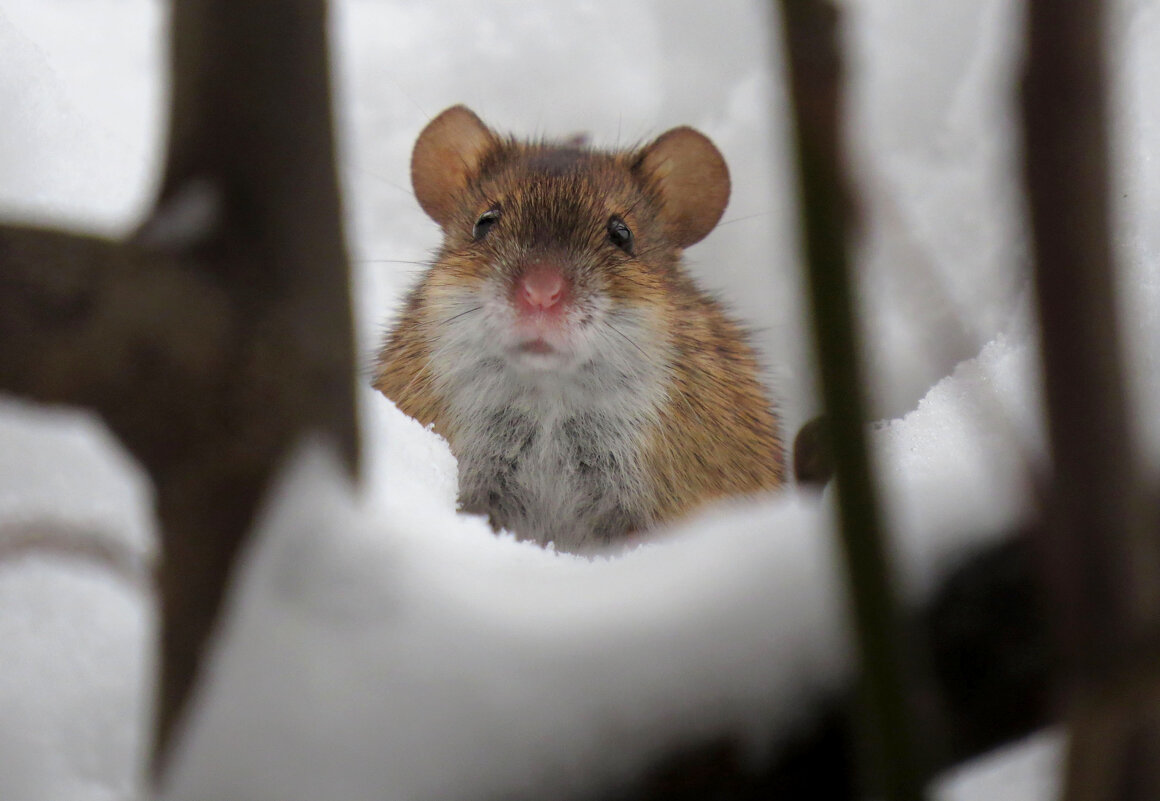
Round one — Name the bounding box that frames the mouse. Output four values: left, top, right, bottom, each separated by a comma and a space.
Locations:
374, 105, 785, 552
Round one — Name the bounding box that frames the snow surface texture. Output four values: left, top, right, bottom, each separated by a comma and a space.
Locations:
3, 0, 1159, 798
0, 400, 154, 801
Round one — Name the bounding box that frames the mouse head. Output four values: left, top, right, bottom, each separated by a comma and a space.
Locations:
409, 105, 730, 379
412, 105, 729, 250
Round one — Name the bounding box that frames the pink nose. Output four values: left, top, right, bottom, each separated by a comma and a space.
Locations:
517, 264, 567, 312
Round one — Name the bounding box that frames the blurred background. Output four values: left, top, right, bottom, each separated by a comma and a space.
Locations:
4, 2, 1160, 799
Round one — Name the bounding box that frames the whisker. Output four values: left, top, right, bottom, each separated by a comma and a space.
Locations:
442, 306, 483, 326
355, 259, 436, 266
606, 318, 707, 430
623, 195, 649, 218
605, 320, 651, 360
716, 211, 775, 228
343, 165, 415, 198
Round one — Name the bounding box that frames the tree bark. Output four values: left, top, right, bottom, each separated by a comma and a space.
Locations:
1022, 1, 1160, 799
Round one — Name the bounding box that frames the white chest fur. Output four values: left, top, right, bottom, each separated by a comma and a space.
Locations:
429, 299, 671, 551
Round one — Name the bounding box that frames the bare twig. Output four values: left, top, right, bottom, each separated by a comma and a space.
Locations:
776, 1, 925, 798
1021, 1, 1160, 799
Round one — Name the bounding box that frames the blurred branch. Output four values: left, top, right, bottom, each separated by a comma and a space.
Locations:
1021, 1, 1160, 799
144, 0, 359, 775
0, 0, 359, 782
776, 1, 925, 798
0, 226, 231, 417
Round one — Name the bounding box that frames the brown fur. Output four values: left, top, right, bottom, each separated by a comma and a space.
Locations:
639, 277, 786, 526
374, 106, 785, 548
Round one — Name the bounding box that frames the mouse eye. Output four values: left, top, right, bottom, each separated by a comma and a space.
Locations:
473, 207, 501, 241
607, 215, 634, 253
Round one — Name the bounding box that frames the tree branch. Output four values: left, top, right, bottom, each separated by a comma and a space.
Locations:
1021, 1, 1160, 798
776, 1, 926, 797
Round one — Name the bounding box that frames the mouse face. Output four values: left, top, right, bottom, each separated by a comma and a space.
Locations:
410, 107, 730, 395
427, 148, 666, 379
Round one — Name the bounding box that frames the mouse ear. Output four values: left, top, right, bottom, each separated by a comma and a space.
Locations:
411, 106, 498, 226
634, 127, 730, 247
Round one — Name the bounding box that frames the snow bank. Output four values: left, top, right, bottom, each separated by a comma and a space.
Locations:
163, 416, 848, 801
877, 322, 1045, 601
0, 399, 154, 555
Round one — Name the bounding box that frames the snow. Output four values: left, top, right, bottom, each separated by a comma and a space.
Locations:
0, 399, 154, 801
161, 328, 1048, 800
0, 557, 152, 801
934, 731, 1063, 801
162, 432, 849, 800
843, 0, 1030, 420
134, 178, 221, 251
0, 0, 166, 235
2, 0, 1158, 799
0, 399, 153, 556
877, 324, 1046, 601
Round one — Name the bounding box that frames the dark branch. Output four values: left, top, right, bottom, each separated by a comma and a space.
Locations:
143, 0, 359, 774
1022, 1, 1160, 798
776, 1, 927, 797
0, 225, 230, 417
1022, 0, 1146, 687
